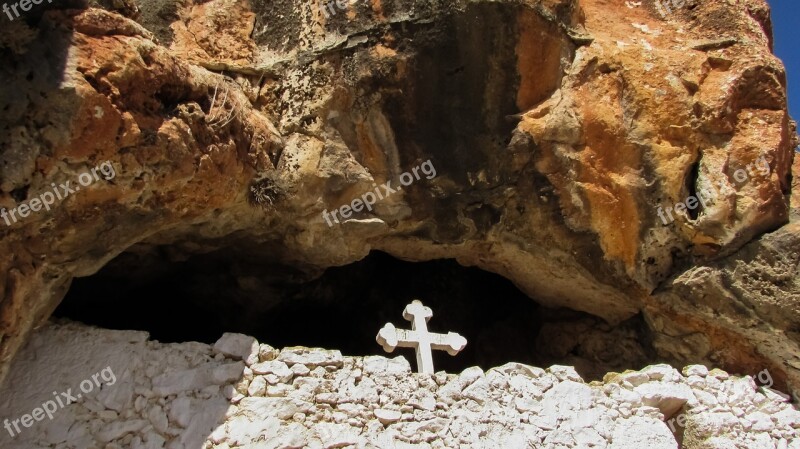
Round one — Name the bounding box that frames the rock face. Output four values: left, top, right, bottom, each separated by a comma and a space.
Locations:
0, 0, 798, 408
3, 322, 800, 449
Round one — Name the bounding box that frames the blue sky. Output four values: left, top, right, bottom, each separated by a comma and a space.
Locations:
769, 0, 799, 136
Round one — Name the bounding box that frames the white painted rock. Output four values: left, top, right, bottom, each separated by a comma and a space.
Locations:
213, 333, 259, 365
278, 348, 344, 368
541, 380, 595, 414
3, 322, 799, 449
151, 362, 245, 396
634, 381, 695, 417
609, 416, 677, 449
374, 408, 402, 424
363, 355, 412, 375
250, 360, 293, 383
237, 396, 312, 420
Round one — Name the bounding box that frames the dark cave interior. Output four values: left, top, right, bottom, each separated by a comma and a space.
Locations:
54, 248, 659, 379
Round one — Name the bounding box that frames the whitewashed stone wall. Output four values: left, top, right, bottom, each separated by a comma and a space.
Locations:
1, 321, 799, 449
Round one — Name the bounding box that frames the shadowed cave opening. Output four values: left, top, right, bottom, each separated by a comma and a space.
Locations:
54, 249, 659, 379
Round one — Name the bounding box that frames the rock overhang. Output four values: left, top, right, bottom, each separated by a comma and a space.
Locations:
0, 0, 798, 416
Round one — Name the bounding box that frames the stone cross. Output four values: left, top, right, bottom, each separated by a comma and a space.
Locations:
376, 300, 467, 374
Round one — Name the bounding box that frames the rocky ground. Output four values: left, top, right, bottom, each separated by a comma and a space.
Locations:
1, 321, 799, 449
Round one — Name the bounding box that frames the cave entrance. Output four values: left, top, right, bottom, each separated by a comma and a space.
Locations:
54, 249, 657, 379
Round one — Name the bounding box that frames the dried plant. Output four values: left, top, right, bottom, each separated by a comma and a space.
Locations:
207, 80, 241, 130
249, 175, 287, 208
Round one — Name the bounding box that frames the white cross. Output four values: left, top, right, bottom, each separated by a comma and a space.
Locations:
376, 300, 467, 374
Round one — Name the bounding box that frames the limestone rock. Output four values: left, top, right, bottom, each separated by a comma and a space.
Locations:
247, 376, 267, 397
278, 348, 344, 369
250, 360, 293, 383
363, 356, 412, 376
0, 0, 796, 396
237, 396, 312, 421
1, 323, 799, 449
152, 362, 245, 396
96, 419, 149, 443
609, 417, 677, 449
374, 409, 402, 425
258, 344, 279, 363
634, 382, 695, 417
214, 333, 260, 365
0, 0, 799, 444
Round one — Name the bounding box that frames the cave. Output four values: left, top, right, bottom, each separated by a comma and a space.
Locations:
2, 0, 799, 445
54, 248, 658, 380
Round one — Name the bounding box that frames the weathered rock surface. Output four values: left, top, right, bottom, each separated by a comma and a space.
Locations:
0, 0, 798, 405
648, 221, 800, 394
2, 322, 800, 448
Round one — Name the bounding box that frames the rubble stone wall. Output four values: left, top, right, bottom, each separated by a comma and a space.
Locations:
1, 321, 799, 449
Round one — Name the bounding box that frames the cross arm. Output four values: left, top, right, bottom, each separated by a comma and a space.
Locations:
430, 332, 467, 356
376, 323, 398, 352
377, 323, 421, 352
375, 323, 419, 352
